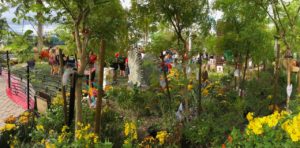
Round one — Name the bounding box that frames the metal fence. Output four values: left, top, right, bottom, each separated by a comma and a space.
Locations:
1, 51, 76, 126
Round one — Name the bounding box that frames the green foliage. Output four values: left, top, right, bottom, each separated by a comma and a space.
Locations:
4, 30, 35, 62
101, 106, 125, 147
35, 104, 65, 133
148, 29, 175, 55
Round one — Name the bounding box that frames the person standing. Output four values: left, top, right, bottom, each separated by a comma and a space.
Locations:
111, 53, 119, 83
118, 54, 126, 77
49, 49, 56, 75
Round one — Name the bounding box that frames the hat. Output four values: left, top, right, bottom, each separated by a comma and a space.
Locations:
115, 52, 119, 58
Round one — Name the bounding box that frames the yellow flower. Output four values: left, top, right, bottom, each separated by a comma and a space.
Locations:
36, 125, 44, 132
246, 112, 254, 121
75, 130, 82, 139
58, 135, 64, 143
94, 137, 98, 143
104, 85, 113, 91
62, 125, 69, 132
281, 113, 300, 142
202, 88, 209, 96
156, 131, 168, 145
41, 139, 45, 144
291, 133, 299, 142
4, 124, 16, 131
124, 139, 130, 144
52, 95, 64, 106
187, 84, 193, 91
267, 95, 273, 100
22, 111, 30, 117
124, 122, 130, 136
18, 116, 29, 124
45, 141, 56, 148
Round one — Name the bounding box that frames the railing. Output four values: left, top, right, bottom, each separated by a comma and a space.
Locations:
1, 51, 76, 126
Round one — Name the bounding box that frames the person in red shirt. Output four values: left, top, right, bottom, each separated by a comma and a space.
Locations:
89, 52, 97, 64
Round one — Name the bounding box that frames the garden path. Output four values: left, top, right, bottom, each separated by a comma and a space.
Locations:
0, 75, 24, 127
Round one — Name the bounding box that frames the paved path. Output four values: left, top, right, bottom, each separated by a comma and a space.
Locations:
0, 75, 24, 127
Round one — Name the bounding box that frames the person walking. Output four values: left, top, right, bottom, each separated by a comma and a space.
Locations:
49, 49, 56, 75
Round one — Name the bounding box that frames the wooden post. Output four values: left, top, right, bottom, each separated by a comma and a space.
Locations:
68, 73, 76, 127
287, 58, 291, 110
274, 44, 280, 102
6, 51, 11, 89
27, 65, 30, 110
59, 49, 68, 125
198, 53, 202, 115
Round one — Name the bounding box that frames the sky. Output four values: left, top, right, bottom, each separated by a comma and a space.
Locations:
2, 0, 222, 35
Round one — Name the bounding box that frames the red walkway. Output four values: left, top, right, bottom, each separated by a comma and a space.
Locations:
0, 73, 24, 127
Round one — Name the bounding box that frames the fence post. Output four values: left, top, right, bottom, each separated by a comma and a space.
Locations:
59, 49, 68, 125
27, 65, 30, 110
6, 51, 11, 89
68, 73, 76, 127
34, 95, 38, 111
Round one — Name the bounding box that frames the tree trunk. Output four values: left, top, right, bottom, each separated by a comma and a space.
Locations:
36, 0, 43, 51
59, 49, 68, 125
75, 53, 88, 130
274, 44, 280, 101
257, 64, 260, 79
95, 39, 105, 136
182, 41, 189, 79
234, 59, 238, 89
73, 21, 87, 131
234, 60, 237, 89
241, 50, 250, 97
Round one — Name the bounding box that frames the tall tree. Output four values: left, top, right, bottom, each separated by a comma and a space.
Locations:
215, 0, 273, 95
87, 0, 125, 137
6, 0, 52, 51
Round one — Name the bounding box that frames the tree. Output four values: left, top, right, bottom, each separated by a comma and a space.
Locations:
148, 0, 210, 78
47, 0, 109, 131
6, 0, 53, 51
87, 0, 126, 137
215, 0, 273, 95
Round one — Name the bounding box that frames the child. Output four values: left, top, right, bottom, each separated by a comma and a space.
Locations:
89, 84, 97, 108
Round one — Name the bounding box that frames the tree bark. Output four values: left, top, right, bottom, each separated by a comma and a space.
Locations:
95, 39, 105, 136
36, 0, 43, 51
241, 49, 250, 97
73, 14, 89, 131
59, 49, 68, 125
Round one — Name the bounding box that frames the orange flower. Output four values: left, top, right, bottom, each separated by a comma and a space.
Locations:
5, 115, 16, 124
222, 144, 226, 148
227, 135, 233, 143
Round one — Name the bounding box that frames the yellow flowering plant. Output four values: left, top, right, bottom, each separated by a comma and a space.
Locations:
0, 111, 35, 147
123, 121, 138, 148
225, 111, 300, 147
